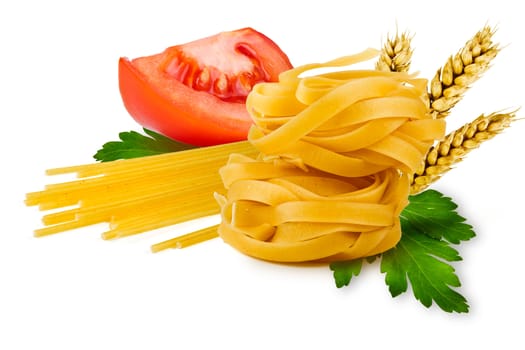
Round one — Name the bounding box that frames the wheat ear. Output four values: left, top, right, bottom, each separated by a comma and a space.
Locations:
429, 26, 500, 119
376, 31, 413, 73
411, 112, 515, 194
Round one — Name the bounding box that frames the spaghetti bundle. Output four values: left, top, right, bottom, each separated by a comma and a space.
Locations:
25, 142, 256, 239
215, 49, 445, 262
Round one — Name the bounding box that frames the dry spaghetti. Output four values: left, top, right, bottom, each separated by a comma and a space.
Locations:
25, 141, 256, 239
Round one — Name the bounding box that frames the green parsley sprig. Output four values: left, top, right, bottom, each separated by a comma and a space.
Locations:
94, 128, 195, 162
330, 190, 475, 313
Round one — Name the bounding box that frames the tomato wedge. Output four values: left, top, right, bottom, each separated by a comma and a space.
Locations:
118, 28, 292, 146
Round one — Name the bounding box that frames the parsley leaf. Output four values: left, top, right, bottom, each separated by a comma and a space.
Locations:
329, 189, 475, 313
400, 190, 475, 244
94, 128, 195, 162
330, 259, 363, 288
380, 227, 468, 312
381, 190, 474, 313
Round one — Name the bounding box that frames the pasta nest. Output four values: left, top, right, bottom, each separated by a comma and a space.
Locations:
216, 49, 446, 263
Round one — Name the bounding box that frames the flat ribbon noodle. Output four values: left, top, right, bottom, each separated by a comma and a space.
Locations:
216, 49, 445, 263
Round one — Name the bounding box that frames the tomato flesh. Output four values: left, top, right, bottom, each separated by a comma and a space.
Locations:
118, 28, 292, 146
162, 36, 269, 102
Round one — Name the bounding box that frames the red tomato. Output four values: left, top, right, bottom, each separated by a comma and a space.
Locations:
118, 28, 292, 146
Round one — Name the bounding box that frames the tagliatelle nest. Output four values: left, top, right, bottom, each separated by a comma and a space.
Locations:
215, 50, 445, 262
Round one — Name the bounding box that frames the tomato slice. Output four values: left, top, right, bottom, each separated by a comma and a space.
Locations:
118, 28, 293, 146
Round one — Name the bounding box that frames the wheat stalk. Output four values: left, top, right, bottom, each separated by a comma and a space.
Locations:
429, 26, 500, 119
410, 112, 515, 194
376, 31, 413, 73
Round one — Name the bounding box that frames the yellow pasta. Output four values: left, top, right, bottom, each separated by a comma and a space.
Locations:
26, 48, 445, 263
25, 141, 256, 239
216, 166, 409, 262
215, 49, 445, 262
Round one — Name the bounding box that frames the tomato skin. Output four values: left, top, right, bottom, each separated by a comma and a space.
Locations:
118, 28, 292, 146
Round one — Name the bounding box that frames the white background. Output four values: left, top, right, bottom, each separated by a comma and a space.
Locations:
1, 1, 524, 349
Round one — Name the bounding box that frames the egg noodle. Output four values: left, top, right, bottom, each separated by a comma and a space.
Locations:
26, 48, 445, 262
216, 49, 445, 262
